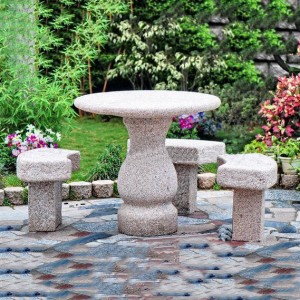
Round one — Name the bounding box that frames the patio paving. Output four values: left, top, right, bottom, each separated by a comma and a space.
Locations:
0, 189, 300, 299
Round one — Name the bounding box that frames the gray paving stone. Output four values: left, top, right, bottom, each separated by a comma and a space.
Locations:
266, 189, 300, 202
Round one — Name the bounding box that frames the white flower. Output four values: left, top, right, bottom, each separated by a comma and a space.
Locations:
12, 149, 20, 157
46, 128, 54, 135
45, 135, 54, 143
26, 124, 35, 132
56, 132, 61, 141
19, 145, 28, 152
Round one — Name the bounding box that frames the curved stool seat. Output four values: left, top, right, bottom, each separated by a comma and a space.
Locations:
217, 154, 277, 242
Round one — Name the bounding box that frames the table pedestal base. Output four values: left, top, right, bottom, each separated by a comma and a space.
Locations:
118, 117, 178, 236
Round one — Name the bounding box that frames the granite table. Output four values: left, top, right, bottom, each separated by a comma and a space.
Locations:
74, 90, 220, 236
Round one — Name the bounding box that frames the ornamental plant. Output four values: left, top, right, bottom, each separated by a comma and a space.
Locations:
167, 112, 221, 140
258, 74, 300, 146
5, 125, 61, 158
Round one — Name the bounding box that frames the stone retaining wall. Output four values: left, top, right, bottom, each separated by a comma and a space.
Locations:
197, 172, 299, 189
0, 180, 117, 206
1, 174, 298, 206
209, 0, 300, 78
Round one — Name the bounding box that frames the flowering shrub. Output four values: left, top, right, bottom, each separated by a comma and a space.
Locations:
167, 112, 221, 139
5, 125, 61, 157
258, 74, 300, 146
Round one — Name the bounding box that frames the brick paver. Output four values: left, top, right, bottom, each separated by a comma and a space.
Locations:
0, 190, 299, 299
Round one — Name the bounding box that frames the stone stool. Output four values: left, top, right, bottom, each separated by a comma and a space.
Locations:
128, 139, 225, 215
17, 148, 80, 232
165, 139, 225, 215
217, 154, 277, 242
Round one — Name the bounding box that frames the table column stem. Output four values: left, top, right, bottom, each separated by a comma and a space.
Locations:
118, 117, 178, 236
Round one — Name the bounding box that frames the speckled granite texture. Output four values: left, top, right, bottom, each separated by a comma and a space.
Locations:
118, 118, 178, 236
173, 164, 197, 215
61, 183, 70, 200
17, 148, 80, 182
217, 154, 278, 242
74, 90, 221, 118
166, 139, 225, 165
75, 90, 221, 236
0, 189, 3, 205
233, 189, 265, 242
92, 180, 114, 198
128, 139, 224, 216
197, 173, 216, 189
17, 148, 80, 232
3, 187, 24, 205
165, 139, 225, 216
28, 182, 62, 231
69, 182, 92, 200
217, 153, 278, 190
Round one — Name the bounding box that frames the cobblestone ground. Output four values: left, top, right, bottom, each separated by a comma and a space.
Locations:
0, 189, 300, 299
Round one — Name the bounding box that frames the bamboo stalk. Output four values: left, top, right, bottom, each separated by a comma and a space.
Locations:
102, 48, 122, 92
130, 0, 133, 14
88, 58, 96, 118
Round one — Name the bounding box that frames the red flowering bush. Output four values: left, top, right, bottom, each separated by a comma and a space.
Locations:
258, 74, 300, 146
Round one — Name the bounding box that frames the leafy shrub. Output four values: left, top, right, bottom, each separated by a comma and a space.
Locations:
277, 138, 300, 158
108, 17, 225, 91
201, 81, 267, 127
258, 75, 300, 146
217, 125, 262, 153
167, 112, 220, 140
0, 1, 78, 134
243, 140, 269, 154
85, 144, 123, 182
209, 54, 263, 86
223, 22, 262, 57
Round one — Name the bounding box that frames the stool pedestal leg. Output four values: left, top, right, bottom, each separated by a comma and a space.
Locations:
28, 182, 62, 232
232, 189, 265, 242
173, 164, 197, 215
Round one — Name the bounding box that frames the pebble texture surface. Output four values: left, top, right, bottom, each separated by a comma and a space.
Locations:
217, 154, 278, 242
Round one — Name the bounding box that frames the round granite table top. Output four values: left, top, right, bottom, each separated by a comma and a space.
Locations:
74, 90, 221, 118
